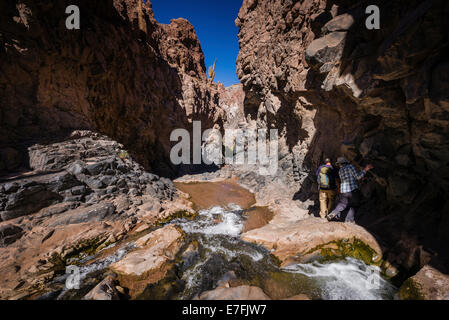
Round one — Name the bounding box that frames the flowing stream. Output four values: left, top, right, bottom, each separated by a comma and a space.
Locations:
140, 202, 397, 300
48, 180, 397, 300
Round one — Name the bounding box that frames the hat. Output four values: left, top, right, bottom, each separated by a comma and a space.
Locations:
324, 158, 331, 163
336, 156, 349, 164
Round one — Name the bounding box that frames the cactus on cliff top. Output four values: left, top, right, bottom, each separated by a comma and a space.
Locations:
208, 59, 217, 82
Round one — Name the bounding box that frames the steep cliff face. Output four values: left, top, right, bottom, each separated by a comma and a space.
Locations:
236, 0, 449, 271
0, 0, 223, 177
0, 1, 233, 298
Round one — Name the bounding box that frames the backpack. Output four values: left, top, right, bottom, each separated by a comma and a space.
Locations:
318, 166, 333, 189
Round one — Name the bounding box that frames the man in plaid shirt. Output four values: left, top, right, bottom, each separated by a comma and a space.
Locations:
327, 157, 373, 223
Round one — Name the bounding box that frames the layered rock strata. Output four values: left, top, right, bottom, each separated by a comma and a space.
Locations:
0, 130, 193, 299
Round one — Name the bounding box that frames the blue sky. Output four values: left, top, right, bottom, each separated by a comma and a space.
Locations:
150, 0, 242, 87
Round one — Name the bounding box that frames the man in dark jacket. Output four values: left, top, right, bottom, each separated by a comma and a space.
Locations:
316, 158, 338, 218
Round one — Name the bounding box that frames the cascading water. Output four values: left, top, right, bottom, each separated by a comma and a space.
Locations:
47, 242, 136, 300
165, 204, 271, 299
282, 258, 397, 300
141, 203, 397, 300
51, 201, 397, 300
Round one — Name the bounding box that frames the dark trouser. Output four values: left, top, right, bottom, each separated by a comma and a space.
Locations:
329, 189, 361, 222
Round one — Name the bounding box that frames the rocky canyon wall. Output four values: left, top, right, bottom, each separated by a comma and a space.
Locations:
236, 0, 449, 272
0, 0, 224, 177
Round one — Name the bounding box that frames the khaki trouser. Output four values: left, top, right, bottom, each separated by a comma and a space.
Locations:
319, 189, 337, 218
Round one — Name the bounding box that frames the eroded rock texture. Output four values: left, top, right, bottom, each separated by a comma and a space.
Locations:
0, 130, 193, 299
236, 0, 449, 271
398, 264, 449, 300
218, 83, 246, 129
0, 0, 224, 177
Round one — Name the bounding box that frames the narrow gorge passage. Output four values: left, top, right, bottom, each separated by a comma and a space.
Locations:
1, 0, 449, 303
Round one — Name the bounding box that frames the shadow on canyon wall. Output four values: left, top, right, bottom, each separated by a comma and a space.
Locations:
0, 0, 222, 180
291, 0, 449, 274
2, 0, 449, 278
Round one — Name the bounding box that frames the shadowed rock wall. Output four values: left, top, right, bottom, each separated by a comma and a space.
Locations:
236, 0, 449, 272
0, 0, 224, 177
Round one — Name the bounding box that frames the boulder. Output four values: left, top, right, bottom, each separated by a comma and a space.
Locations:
86, 162, 106, 176
83, 276, 120, 300
113, 195, 130, 213
47, 172, 81, 192
3, 183, 19, 194
242, 217, 382, 265
71, 185, 87, 196
66, 160, 86, 175
109, 224, 184, 296
84, 177, 105, 190
196, 285, 271, 300
398, 265, 449, 300
321, 13, 355, 34
305, 31, 347, 67
133, 224, 182, 249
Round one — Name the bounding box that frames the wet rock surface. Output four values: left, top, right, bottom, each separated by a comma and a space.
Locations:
158, 177, 395, 300
83, 276, 121, 300
196, 285, 271, 300
242, 217, 382, 265
110, 224, 185, 297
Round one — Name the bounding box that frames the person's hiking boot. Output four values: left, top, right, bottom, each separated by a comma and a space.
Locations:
326, 212, 337, 221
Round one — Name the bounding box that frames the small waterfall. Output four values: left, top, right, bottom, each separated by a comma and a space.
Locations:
282, 257, 397, 300
54, 202, 397, 300
53, 242, 136, 300
170, 204, 270, 299
175, 204, 244, 237
168, 204, 397, 300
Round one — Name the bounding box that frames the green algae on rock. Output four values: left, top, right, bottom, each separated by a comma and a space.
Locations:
304, 238, 381, 267
397, 278, 425, 300
397, 265, 449, 300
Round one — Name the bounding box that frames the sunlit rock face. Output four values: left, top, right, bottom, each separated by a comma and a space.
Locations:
236, 0, 449, 269
0, 0, 224, 177
218, 83, 246, 130
0, 130, 194, 299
